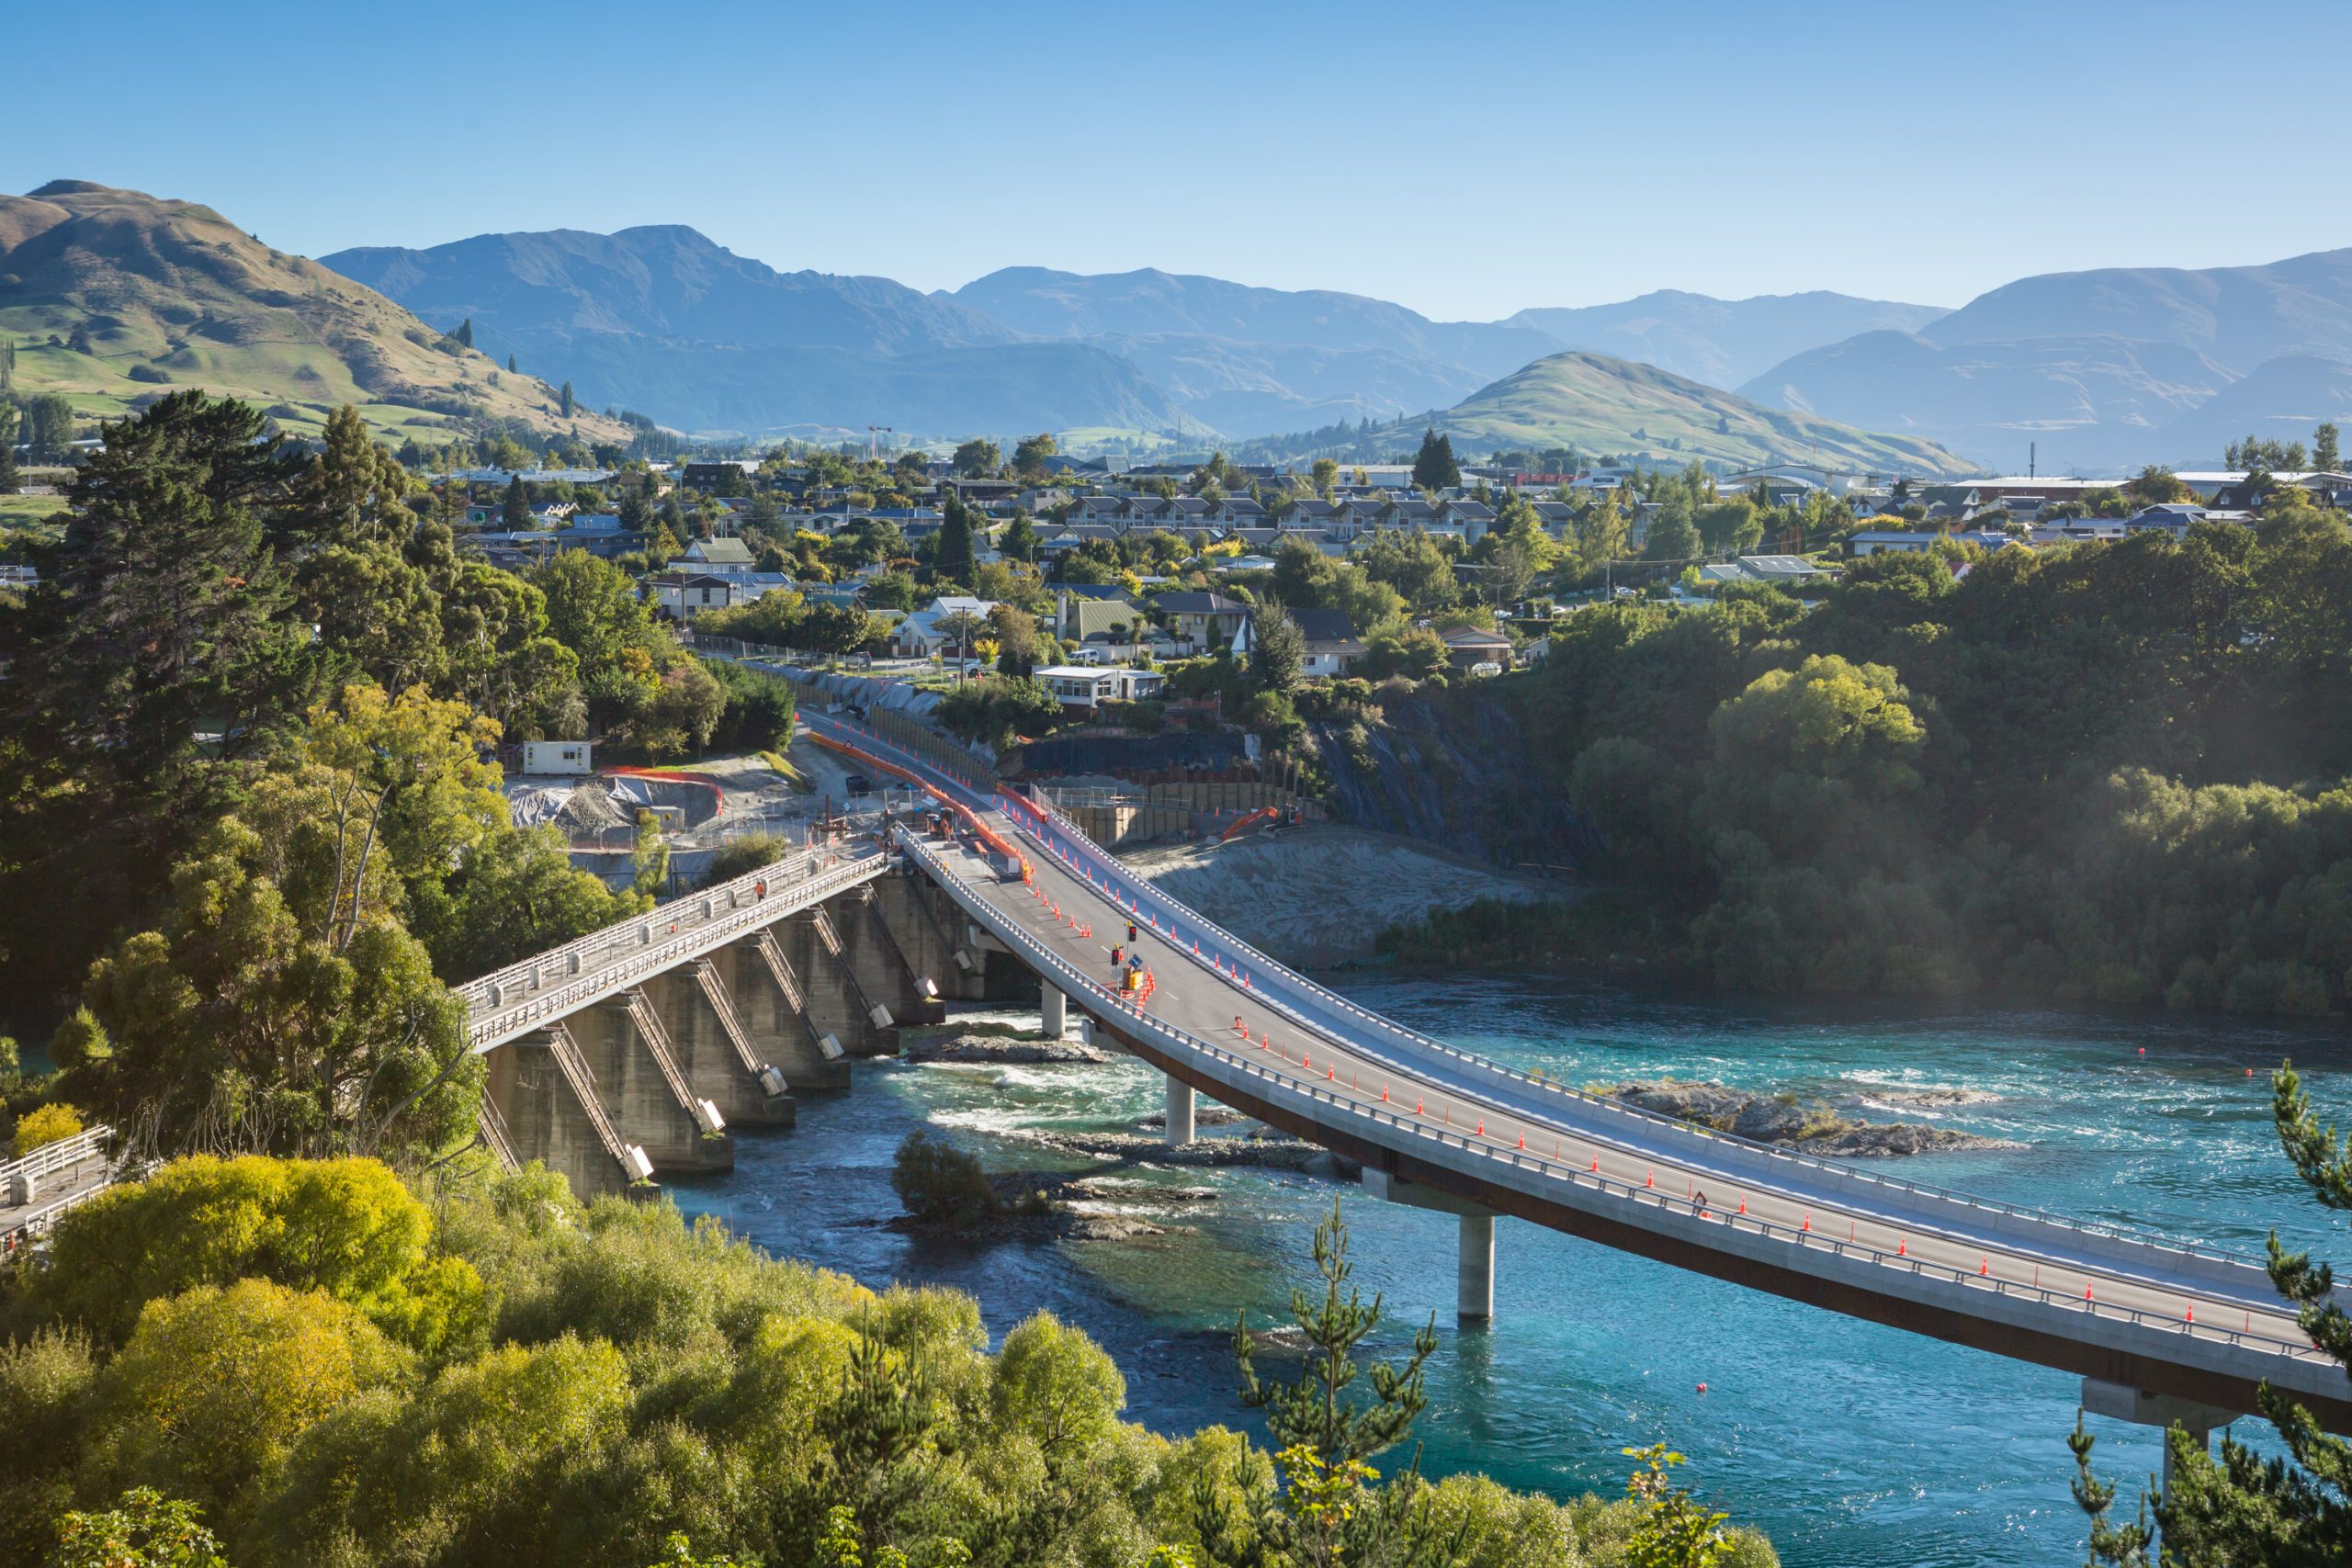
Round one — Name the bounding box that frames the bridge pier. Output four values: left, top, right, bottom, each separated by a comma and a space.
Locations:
485, 1028, 653, 1201
778, 908, 888, 1056
875, 872, 985, 1001
722, 934, 852, 1091
2081, 1379, 2240, 1495
1041, 985, 1068, 1040
832, 886, 944, 1027
569, 994, 733, 1176
641, 964, 796, 1127
1164, 1073, 1195, 1145
1458, 1213, 1495, 1323
1363, 1168, 1499, 1323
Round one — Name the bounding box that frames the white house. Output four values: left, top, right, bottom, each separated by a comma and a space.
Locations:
644, 571, 741, 618
891, 596, 1000, 658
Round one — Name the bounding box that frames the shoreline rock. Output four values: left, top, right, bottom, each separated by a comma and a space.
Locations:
902, 1032, 1113, 1066
996, 1126, 1358, 1176
1605, 1079, 2020, 1157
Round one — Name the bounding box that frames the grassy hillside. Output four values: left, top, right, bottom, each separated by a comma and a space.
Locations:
0, 181, 630, 446
1304, 351, 1977, 477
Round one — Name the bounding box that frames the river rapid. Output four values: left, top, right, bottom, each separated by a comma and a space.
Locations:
670, 974, 2352, 1568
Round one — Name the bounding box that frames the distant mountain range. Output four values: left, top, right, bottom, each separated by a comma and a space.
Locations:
320, 231, 1983, 465
34, 179, 2336, 476
320, 228, 1177, 438
1741, 250, 2352, 470
0, 182, 628, 446
1246, 351, 1979, 478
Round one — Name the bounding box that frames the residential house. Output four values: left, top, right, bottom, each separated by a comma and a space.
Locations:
1060, 595, 1148, 652
644, 571, 741, 619
679, 536, 756, 574
1153, 591, 1250, 651
1440, 499, 1495, 544
1849, 530, 1940, 557
1439, 626, 1515, 669
891, 596, 1000, 659
1731, 555, 1830, 589
1034, 665, 1169, 716
1286, 607, 1367, 677
2126, 503, 2207, 538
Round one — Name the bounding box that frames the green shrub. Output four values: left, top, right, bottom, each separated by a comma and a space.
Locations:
890, 1131, 1000, 1233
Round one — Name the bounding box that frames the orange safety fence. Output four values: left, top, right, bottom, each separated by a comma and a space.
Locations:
810, 729, 1034, 884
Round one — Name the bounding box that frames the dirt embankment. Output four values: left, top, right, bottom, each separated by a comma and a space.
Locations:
1114, 823, 1556, 966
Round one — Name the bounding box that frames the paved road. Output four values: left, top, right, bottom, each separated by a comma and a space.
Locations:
801, 710, 2345, 1414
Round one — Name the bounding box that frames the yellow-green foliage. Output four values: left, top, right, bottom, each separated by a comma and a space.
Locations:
22, 1155, 484, 1354
11, 1102, 83, 1158
87, 1279, 411, 1529
0, 1156, 1761, 1568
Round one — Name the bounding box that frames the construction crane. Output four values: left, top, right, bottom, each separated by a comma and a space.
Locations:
867, 425, 894, 463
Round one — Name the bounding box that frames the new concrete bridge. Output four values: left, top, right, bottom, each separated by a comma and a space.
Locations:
457, 701, 2350, 1453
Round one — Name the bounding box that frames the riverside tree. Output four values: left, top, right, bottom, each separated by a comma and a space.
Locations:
2069, 1063, 2352, 1562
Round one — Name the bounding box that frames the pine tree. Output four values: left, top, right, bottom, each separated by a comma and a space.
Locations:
935, 492, 976, 584
1410, 428, 1459, 491
456, 317, 474, 349
503, 473, 531, 530
560, 381, 577, 419
2316, 422, 2341, 474
507, 353, 518, 374
0, 400, 18, 494
1235, 1199, 1436, 1471
18, 391, 311, 774
2069, 1063, 2352, 1562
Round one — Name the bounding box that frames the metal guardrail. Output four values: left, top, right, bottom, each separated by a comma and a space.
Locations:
898, 829, 2333, 1373
461, 848, 890, 1050
1001, 791, 2287, 1280
0, 1125, 113, 1189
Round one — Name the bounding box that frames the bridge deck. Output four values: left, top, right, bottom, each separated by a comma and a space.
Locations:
801, 708, 2351, 1425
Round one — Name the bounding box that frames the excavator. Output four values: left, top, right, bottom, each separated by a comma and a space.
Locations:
1219, 803, 1306, 842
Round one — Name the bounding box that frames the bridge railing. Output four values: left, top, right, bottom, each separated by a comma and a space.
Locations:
460, 840, 882, 1017
1001, 789, 2285, 1279
461, 846, 892, 1050
0, 1126, 115, 1190
898, 827, 2335, 1377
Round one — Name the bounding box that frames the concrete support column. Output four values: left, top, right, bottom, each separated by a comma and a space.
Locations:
1165, 1074, 1196, 1146
2081, 1380, 2238, 1515
1457, 1212, 1496, 1322
1041, 985, 1068, 1039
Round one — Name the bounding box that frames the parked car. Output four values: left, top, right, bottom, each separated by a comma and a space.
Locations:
842, 773, 874, 795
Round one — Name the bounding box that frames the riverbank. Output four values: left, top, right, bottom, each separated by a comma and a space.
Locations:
1114, 821, 1558, 966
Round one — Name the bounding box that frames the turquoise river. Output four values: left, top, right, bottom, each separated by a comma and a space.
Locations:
672, 974, 2352, 1568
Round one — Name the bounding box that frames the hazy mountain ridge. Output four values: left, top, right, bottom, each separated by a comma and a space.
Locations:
0, 181, 628, 445
1740, 247, 2352, 469
944, 265, 1563, 379
322, 230, 1170, 437
1504, 289, 1951, 389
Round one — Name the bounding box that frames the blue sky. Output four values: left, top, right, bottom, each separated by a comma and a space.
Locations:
6, 0, 2346, 320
